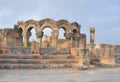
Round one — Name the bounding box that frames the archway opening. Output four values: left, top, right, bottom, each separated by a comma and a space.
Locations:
42, 27, 52, 48
73, 29, 78, 34
29, 28, 37, 41
18, 28, 24, 46
58, 28, 66, 48
28, 27, 37, 47
58, 28, 65, 39
18, 28, 23, 41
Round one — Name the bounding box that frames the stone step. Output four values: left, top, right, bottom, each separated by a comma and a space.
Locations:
0, 55, 73, 59
0, 63, 74, 69
0, 59, 78, 64
116, 61, 120, 63
115, 58, 120, 60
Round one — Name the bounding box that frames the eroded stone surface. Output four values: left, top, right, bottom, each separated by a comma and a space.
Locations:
0, 18, 120, 69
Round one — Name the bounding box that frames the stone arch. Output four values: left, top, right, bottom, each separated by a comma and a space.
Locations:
41, 25, 54, 32
39, 18, 56, 31
42, 27, 53, 39
57, 19, 71, 33
16, 20, 38, 47
17, 21, 26, 31
42, 27, 53, 48
26, 24, 37, 32
17, 27, 23, 40
25, 19, 37, 26
17, 22, 27, 40
40, 25, 54, 42
14, 24, 24, 42
17, 26, 24, 34
25, 19, 38, 32
71, 22, 81, 34
18, 28, 23, 34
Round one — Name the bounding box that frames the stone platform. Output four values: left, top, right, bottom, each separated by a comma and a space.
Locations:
0, 55, 80, 69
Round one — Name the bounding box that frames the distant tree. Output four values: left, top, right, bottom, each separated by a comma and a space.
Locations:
28, 41, 32, 47
22, 41, 32, 47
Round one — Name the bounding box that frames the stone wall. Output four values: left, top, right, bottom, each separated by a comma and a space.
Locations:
0, 47, 30, 55
70, 48, 90, 67
0, 28, 22, 47
58, 39, 67, 48
87, 44, 120, 66
40, 48, 56, 55
115, 45, 120, 64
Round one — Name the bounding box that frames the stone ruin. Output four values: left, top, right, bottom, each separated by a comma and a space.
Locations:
0, 18, 120, 69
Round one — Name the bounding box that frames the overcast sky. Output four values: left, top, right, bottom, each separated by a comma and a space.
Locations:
0, 0, 120, 45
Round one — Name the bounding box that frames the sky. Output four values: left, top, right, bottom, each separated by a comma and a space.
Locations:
0, 0, 120, 45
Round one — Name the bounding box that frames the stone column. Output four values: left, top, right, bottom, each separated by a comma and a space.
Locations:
23, 31, 31, 47
64, 33, 72, 48
64, 33, 72, 53
36, 31, 44, 47
90, 28, 95, 44
79, 34, 86, 49
4, 31, 8, 47
23, 36, 29, 47
51, 28, 59, 48
72, 33, 80, 48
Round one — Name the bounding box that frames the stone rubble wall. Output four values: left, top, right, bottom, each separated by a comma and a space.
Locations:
0, 47, 30, 55
0, 28, 22, 47
87, 44, 120, 66
115, 45, 120, 64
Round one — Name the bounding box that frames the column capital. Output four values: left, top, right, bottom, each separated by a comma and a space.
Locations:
36, 31, 44, 38
64, 33, 72, 40
22, 31, 31, 37
90, 28, 95, 33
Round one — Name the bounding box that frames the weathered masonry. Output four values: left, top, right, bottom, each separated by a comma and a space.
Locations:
0, 18, 120, 69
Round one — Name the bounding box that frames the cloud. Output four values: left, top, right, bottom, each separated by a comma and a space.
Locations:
0, 0, 120, 44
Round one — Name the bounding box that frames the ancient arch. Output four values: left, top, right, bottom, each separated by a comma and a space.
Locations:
17, 20, 38, 47
37, 18, 58, 48
71, 22, 81, 34
25, 24, 38, 41
16, 18, 74, 48
57, 19, 71, 33
26, 24, 37, 32
17, 21, 25, 29
56, 20, 72, 53
17, 28, 23, 41
42, 27, 52, 48
17, 21, 27, 47
39, 18, 56, 31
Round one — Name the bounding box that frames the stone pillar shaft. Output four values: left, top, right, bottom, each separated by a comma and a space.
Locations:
65, 33, 72, 46
90, 28, 95, 44
36, 31, 44, 47
22, 31, 31, 47
4, 30, 8, 46
51, 28, 59, 48
72, 33, 80, 48
64, 33, 72, 54
79, 34, 86, 49
24, 36, 29, 47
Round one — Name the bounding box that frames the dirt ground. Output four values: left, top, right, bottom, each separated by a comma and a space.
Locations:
0, 68, 120, 82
